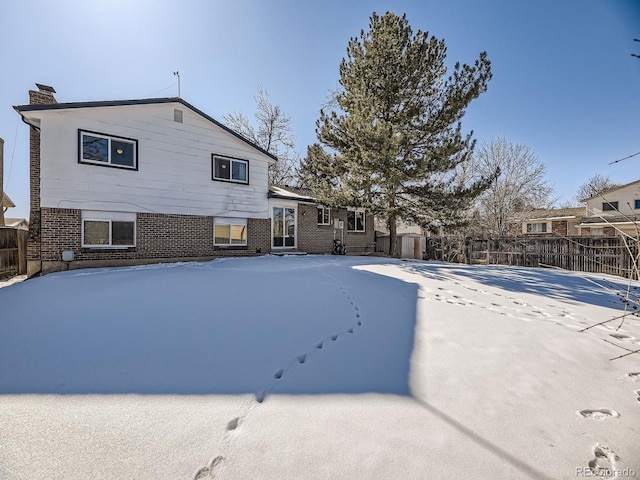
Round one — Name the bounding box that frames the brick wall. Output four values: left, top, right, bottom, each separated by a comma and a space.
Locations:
296, 204, 375, 254
39, 208, 271, 272
27, 87, 57, 266
551, 220, 567, 236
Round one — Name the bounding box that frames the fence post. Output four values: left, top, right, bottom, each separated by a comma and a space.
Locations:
620, 236, 630, 279
17, 229, 27, 275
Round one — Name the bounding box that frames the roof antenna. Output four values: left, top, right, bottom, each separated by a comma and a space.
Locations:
173, 71, 181, 98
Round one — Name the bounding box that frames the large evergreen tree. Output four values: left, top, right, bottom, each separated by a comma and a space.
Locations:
315, 12, 494, 256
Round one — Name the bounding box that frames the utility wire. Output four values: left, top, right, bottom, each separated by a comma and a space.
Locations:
609, 150, 640, 165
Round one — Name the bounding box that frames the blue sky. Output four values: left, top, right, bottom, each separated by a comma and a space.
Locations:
1, 0, 639, 220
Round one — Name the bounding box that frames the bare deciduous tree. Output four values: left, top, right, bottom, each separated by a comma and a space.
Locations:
223, 86, 299, 186
471, 137, 555, 237
575, 174, 618, 203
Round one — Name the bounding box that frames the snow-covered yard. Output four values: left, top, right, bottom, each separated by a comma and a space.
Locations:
1, 256, 639, 479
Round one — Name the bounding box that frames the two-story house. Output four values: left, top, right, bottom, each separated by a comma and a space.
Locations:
578, 179, 640, 237
15, 84, 277, 276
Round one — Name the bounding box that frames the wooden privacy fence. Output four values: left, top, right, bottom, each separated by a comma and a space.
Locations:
0, 227, 27, 278
427, 236, 639, 279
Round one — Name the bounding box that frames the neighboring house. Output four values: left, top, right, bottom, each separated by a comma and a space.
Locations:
4, 218, 28, 230
1, 190, 15, 227
509, 207, 585, 237
15, 84, 277, 276
578, 179, 640, 237
268, 186, 375, 254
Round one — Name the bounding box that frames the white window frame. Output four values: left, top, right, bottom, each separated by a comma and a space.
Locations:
214, 218, 248, 246
212, 155, 249, 184
317, 206, 330, 225
271, 204, 297, 249
81, 211, 136, 248
526, 222, 548, 234
590, 227, 604, 236
347, 208, 366, 232
79, 130, 138, 170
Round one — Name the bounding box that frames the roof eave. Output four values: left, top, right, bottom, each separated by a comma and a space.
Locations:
13, 97, 278, 163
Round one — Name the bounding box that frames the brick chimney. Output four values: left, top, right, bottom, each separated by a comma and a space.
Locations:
29, 83, 57, 105
27, 83, 57, 276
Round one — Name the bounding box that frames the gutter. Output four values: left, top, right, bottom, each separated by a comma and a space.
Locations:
13, 106, 40, 131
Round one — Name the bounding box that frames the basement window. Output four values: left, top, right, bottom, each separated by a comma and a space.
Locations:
82, 211, 136, 248
79, 130, 138, 170
214, 219, 247, 246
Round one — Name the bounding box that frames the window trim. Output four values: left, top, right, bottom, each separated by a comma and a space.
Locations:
211, 154, 250, 184
347, 208, 366, 232
214, 218, 248, 246
317, 206, 331, 225
81, 216, 136, 248
78, 129, 138, 170
602, 201, 619, 212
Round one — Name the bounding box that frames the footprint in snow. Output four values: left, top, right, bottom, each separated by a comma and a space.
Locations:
588, 444, 619, 478
578, 409, 620, 420
620, 372, 640, 382
226, 417, 240, 431
609, 333, 634, 342
194, 455, 224, 480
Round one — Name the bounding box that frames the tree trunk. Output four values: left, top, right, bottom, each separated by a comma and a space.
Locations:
389, 215, 399, 258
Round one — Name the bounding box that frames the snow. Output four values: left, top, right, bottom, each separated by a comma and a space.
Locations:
1, 256, 639, 479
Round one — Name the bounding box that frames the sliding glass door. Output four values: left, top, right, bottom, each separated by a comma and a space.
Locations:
272, 206, 296, 248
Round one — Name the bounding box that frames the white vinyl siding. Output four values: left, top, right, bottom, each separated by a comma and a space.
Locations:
585, 182, 640, 218
36, 104, 273, 218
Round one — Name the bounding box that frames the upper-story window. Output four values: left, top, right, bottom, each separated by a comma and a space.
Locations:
635, 199, 640, 210
212, 155, 249, 184
79, 130, 137, 170
602, 201, 618, 212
